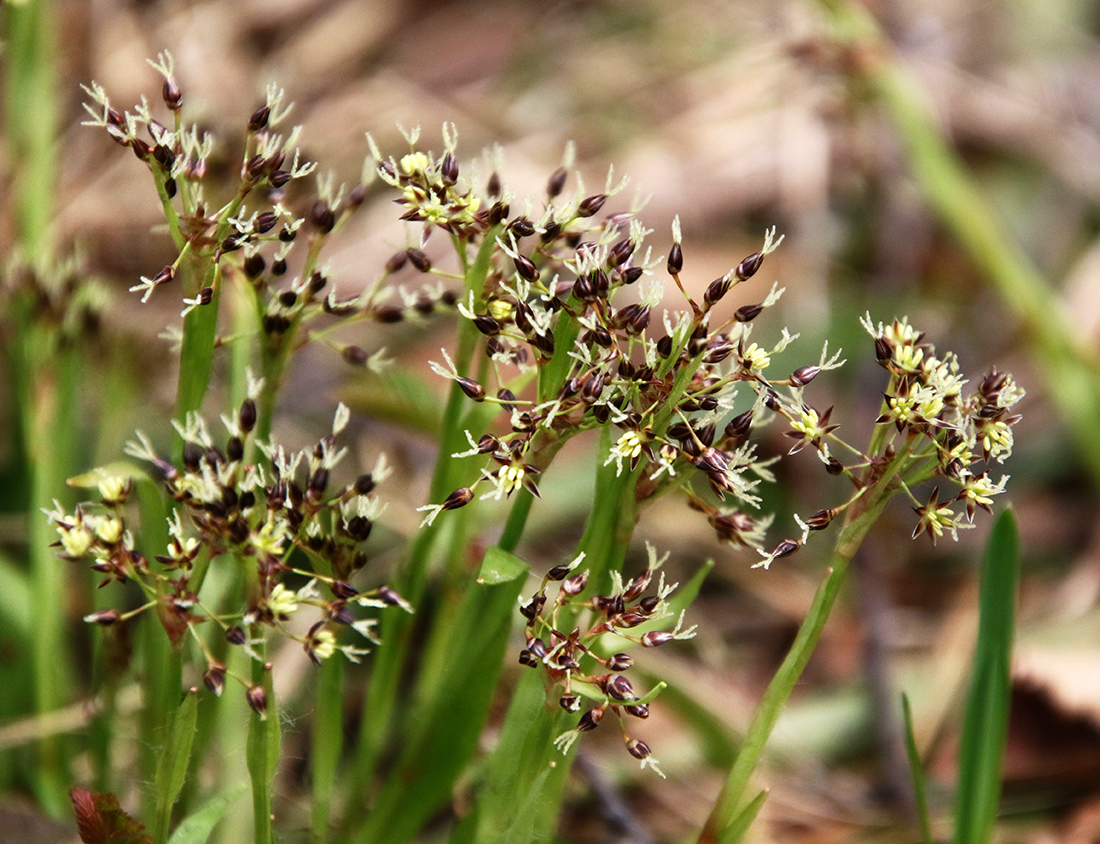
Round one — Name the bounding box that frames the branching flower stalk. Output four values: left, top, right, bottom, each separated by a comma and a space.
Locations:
699, 318, 1022, 842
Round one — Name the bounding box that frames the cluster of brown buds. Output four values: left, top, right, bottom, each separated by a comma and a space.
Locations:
513, 546, 696, 776
45, 375, 409, 713
80, 53, 458, 374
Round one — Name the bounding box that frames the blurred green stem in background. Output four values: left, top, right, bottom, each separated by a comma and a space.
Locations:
814, 0, 1100, 482
2, 0, 82, 816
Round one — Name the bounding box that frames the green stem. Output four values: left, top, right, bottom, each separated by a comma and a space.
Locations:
245, 644, 279, 844
697, 472, 896, 843
311, 655, 343, 844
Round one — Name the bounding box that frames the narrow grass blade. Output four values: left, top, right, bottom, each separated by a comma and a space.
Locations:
952, 510, 1019, 844
901, 693, 932, 844
719, 789, 768, 844
153, 687, 199, 844
351, 545, 528, 844
310, 655, 343, 844
166, 784, 248, 844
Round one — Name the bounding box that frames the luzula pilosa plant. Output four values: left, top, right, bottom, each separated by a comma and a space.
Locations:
47, 52, 1021, 837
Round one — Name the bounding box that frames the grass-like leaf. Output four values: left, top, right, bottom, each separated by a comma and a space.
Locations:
166, 784, 248, 844
952, 509, 1019, 844
153, 688, 199, 844
351, 545, 528, 844
902, 693, 933, 844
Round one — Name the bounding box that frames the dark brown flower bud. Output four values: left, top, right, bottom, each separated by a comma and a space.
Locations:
248, 105, 271, 132
243, 253, 266, 279
162, 76, 183, 110
621, 266, 644, 284
343, 345, 369, 365
519, 592, 546, 621
735, 303, 763, 322
331, 580, 358, 599
374, 305, 404, 323
440, 152, 458, 185
626, 739, 651, 760
805, 508, 836, 530
345, 516, 373, 542
874, 336, 892, 362
790, 365, 820, 387
735, 251, 763, 280
164, 177, 177, 199
225, 625, 247, 646
486, 171, 501, 197
310, 201, 335, 234
487, 200, 508, 226
582, 372, 606, 403
518, 648, 539, 667
667, 242, 683, 275
473, 314, 500, 336
246, 155, 267, 179
247, 213, 274, 237
227, 436, 244, 463
561, 570, 588, 596
625, 703, 649, 719
606, 674, 635, 701
85, 609, 121, 626
527, 637, 548, 659
546, 564, 572, 581
510, 217, 535, 237
355, 474, 375, 495
577, 194, 607, 217
513, 254, 538, 280
533, 331, 555, 357
153, 144, 176, 169
608, 653, 633, 671
771, 539, 800, 559
377, 586, 409, 609
406, 248, 431, 272
656, 334, 673, 358
724, 409, 753, 441
704, 275, 732, 305
269, 170, 292, 189
152, 265, 177, 287
131, 137, 151, 160
203, 664, 226, 696
825, 456, 844, 475
345, 184, 367, 212
609, 239, 635, 267
547, 166, 568, 197
641, 630, 674, 647
441, 487, 474, 510
246, 684, 267, 716
560, 694, 581, 712
308, 468, 329, 499
222, 234, 243, 253
577, 707, 604, 732
638, 594, 660, 616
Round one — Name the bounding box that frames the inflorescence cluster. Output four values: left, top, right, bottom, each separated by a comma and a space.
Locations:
46, 386, 407, 715
55, 51, 1022, 761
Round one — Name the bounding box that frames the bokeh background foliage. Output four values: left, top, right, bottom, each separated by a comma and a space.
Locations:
2, 0, 1100, 841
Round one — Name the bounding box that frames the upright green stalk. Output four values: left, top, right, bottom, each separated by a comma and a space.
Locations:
698, 464, 898, 843
2, 0, 80, 816
245, 643, 279, 844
